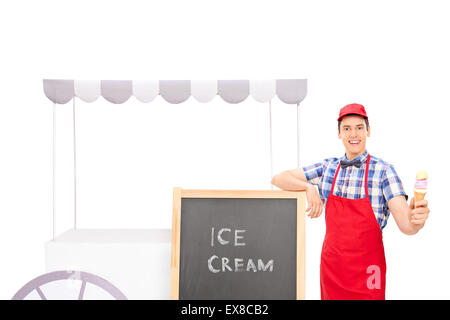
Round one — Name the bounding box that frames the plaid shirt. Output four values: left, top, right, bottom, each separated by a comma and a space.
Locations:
303, 150, 407, 231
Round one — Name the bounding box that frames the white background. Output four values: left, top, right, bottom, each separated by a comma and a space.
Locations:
1, 0, 448, 299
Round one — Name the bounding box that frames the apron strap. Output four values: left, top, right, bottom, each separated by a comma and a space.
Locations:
330, 163, 341, 195
330, 154, 371, 198
364, 154, 370, 199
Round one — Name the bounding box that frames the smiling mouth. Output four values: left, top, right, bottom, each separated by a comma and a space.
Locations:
349, 140, 361, 145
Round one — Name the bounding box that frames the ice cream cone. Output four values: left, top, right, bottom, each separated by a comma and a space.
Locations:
414, 170, 428, 205
414, 189, 426, 202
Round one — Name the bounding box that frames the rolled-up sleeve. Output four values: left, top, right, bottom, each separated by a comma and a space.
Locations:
302, 162, 324, 186
382, 164, 408, 202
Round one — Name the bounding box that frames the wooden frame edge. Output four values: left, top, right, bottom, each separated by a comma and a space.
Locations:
296, 191, 306, 300
170, 187, 182, 300
181, 189, 300, 198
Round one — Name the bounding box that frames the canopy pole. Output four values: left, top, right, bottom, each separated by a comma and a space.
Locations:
297, 102, 300, 169
52, 102, 56, 240
269, 100, 274, 190
73, 97, 77, 230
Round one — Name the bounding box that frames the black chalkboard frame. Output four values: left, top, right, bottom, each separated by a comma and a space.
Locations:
170, 188, 306, 300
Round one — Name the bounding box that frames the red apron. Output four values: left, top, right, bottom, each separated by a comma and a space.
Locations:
320, 154, 386, 300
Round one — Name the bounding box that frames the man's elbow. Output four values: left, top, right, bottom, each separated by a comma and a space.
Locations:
271, 174, 280, 188
271, 171, 290, 189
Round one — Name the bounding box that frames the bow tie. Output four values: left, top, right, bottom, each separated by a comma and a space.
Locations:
340, 159, 362, 169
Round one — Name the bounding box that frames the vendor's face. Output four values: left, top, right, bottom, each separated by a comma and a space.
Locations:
338, 115, 370, 159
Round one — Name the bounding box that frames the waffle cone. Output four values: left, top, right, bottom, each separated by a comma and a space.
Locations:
414, 190, 426, 202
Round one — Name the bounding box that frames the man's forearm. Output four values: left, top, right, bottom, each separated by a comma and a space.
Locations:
388, 196, 425, 235
271, 170, 313, 191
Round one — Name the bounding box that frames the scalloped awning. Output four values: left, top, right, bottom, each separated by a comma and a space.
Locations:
43, 79, 307, 104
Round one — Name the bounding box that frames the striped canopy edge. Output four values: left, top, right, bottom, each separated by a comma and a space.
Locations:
43, 79, 307, 104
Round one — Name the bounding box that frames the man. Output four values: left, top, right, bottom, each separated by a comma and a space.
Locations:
271, 103, 430, 300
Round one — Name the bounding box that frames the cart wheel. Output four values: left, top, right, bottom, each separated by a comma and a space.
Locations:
12, 270, 127, 300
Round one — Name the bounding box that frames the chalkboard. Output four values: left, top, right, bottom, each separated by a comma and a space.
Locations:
170, 189, 306, 300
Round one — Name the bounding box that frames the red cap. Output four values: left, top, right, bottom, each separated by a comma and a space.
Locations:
337, 103, 368, 121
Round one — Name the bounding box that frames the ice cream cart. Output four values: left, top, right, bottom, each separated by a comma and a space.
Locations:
12, 79, 307, 300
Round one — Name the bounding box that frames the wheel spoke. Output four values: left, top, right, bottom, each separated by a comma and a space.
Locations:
78, 281, 86, 300
35, 287, 47, 300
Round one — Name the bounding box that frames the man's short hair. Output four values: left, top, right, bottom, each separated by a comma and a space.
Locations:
338, 114, 370, 133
